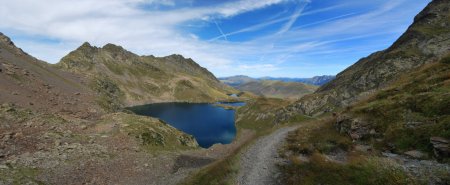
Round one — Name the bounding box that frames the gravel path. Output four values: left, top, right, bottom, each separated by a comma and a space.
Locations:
236, 126, 299, 185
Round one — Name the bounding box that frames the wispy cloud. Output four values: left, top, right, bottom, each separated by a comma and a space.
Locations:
276, 2, 308, 35
208, 3, 347, 41
0, 0, 431, 77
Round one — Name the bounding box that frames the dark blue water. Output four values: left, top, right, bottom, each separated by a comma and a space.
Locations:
128, 103, 239, 148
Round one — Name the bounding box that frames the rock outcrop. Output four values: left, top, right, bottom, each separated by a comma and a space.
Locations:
430, 137, 450, 159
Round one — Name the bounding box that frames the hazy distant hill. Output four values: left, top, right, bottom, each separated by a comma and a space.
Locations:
218, 75, 257, 87
259, 75, 335, 86
219, 75, 334, 87
236, 80, 318, 99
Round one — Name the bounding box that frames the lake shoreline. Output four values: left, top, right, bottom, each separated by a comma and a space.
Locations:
127, 102, 245, 148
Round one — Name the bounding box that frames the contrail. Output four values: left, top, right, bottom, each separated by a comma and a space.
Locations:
213, 19, 228, 41
210, 0, 349, 41
277, 2, 308, 35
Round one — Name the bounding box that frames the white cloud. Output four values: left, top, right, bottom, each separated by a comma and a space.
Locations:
237, 64, 280, 72
144, 0, 176, 6
0, 0, 292, 68
0, 0, 431, 77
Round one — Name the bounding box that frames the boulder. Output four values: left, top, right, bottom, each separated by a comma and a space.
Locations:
404, 150, 427, 159
430, 137, 449, 159
354, 144, 372, 153
334, 115, 371, 141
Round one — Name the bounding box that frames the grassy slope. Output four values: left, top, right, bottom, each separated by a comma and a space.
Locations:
236, 80, 318, 99
281, 118, 415, 185
280, 55, 450, 185
0, 34, 100, 115
346, 55, 450, 155
98, 112, 199, 150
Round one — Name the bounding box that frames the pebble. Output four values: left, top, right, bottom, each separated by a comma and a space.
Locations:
55, 140, 61, 147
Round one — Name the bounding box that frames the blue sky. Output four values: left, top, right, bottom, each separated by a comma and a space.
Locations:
0, 0, 431, 77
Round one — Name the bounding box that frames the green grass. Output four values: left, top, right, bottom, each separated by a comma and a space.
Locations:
181, 134, 254, 185
103, 60, 125, 75
0, 166, 45, 185
281, 118, 416, 185
98, 113, 198, 152
281, 153, 415, 185
285, 119, 352, 155
90, 75, 125, 112
236, 98, 293, 135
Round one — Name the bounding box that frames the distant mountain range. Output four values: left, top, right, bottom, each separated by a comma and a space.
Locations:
219, 75, 335, 87
259, 75, 335, 86
219, 75, 333, 99
235, 80, 318, 99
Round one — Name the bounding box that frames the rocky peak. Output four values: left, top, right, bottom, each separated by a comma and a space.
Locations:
0, 32, 14, 46
57, 42, 99, 71
318, 0, 450, 94
165, 54, 185, 59
80, 42, 93, 48
102, 43, 126, 52
0, 32, 28, 56
167, 54, 219, 82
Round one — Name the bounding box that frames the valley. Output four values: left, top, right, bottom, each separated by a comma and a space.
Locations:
1, 0, 449, 185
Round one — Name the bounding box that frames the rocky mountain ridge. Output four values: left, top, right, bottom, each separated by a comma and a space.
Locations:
57, 42, 237, 111
276, 0, 450, 120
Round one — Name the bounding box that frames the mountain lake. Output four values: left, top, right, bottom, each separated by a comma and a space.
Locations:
128, 102, 245, 148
